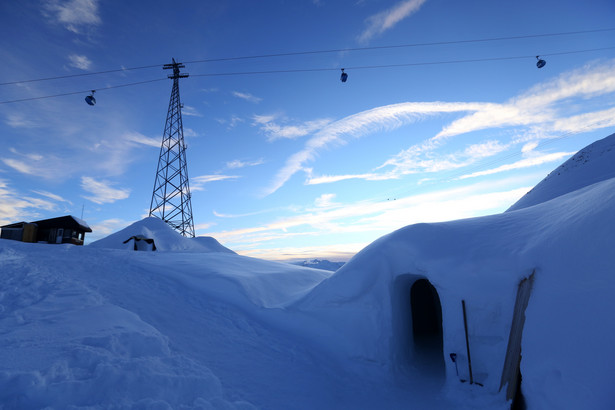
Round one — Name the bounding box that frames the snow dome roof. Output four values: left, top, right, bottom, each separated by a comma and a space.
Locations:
88, 217, 235, 254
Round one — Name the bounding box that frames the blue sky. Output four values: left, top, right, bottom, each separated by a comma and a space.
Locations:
1, 0, 614, 260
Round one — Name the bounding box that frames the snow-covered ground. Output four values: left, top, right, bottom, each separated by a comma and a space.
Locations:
1, 133, 615, 409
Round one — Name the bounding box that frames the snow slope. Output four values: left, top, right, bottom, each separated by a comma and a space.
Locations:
507, 132, 615, 211
1, 135, 615, 409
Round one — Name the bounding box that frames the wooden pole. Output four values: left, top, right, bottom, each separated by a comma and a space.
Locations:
462, 300, 474, 385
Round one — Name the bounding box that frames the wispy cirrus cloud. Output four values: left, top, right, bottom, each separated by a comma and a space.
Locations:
232, 91, 262, 103
265, 101, 486, 195
358, 0, 428, 44
124, 131, 161, 147
434, 60, 615, 141
1, 158, 37, 176
226, 158, 265, 169
210, 178, 531, 253
0, 179, 58, 225
294, 59, 615, 190
87, 218, 132, 242
81, 176, 130, 204
43, 0, 101, 34
253, 114, 333, 142
191, 174, 240, 191
314, 193, 339, 208
68, 54, 92, 70
31, 190, 73, 204
182, 106, 202, 117
306, 140, 512, 185
458, 151, 575, 180
6, 113, 40, 128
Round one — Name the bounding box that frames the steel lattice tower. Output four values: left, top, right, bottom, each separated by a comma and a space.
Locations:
149, 58, 195, 237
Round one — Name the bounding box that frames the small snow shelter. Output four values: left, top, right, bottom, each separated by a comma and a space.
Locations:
123, 235, 157, 251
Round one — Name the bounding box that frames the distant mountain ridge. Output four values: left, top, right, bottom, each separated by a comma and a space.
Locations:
292, 259, 346, 272
508, 132, 615, 212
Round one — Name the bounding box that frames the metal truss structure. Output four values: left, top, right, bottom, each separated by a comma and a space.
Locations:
149, 59, 195, 237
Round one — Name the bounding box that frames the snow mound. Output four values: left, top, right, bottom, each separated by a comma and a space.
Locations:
507, 132, 615, 211
89, 217, 235, 254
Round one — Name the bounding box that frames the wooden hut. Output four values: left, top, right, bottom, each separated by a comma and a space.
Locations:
0, 215, 92, 245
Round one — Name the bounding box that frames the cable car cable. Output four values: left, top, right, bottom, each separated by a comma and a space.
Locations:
189, 46, 615, 77
184, 27, 615, 65
1, 27, 613, 87
0, 77, 167, 105
1, 45, 613, 105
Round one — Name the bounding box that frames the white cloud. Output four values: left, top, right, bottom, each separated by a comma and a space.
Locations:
238, 244, 360, 262
80, 176, 130, 204
458, 151, 575, 180
307, 173, 378, 185
124, 131, 160, 147
226, 158, 265, 169
43, 0, 101, 33
0, 179, 58, 225
289, 60, 615, 192
265, 101, 486, 195
191, 174, 240, 191
1, 158, 37, 175
434, 60, 615, 141
6, 114, 39, 128
209, 178, 532, 250
253, 114, 333, 142
182, 106, 202, 117
314, 193, 338, 208
194, 222, 215, 232
31, 190, 72, 204
86, 218, 131, 241
68, 54, 92, 70
358, 0, 428, 44
306, 140, 511, 185
547, 107, 615, 134
522, 141, 539, 153
232, 91, 262, 103
183, 128, 198, 137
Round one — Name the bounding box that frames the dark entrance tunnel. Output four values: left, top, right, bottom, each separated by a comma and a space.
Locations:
410, 279, 444, 376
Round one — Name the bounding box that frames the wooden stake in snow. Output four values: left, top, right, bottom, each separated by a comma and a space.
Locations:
462, 300, 474, 385
500, 271, 536, 400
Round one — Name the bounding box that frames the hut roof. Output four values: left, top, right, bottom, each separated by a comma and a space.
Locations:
32, 215, 92, 232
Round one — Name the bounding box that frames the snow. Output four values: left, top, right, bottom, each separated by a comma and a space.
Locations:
507, 132, 615, 211
2, 134, 615, 409
89, 217, 236, 254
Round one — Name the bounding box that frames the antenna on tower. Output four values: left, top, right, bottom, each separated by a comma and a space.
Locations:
149, 58, 195, 237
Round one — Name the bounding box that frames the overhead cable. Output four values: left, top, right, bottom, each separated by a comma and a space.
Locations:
1, 28, 613, 86
1, 45, 613, 105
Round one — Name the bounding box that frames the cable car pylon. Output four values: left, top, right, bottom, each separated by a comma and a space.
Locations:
149, 58, 195, 237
